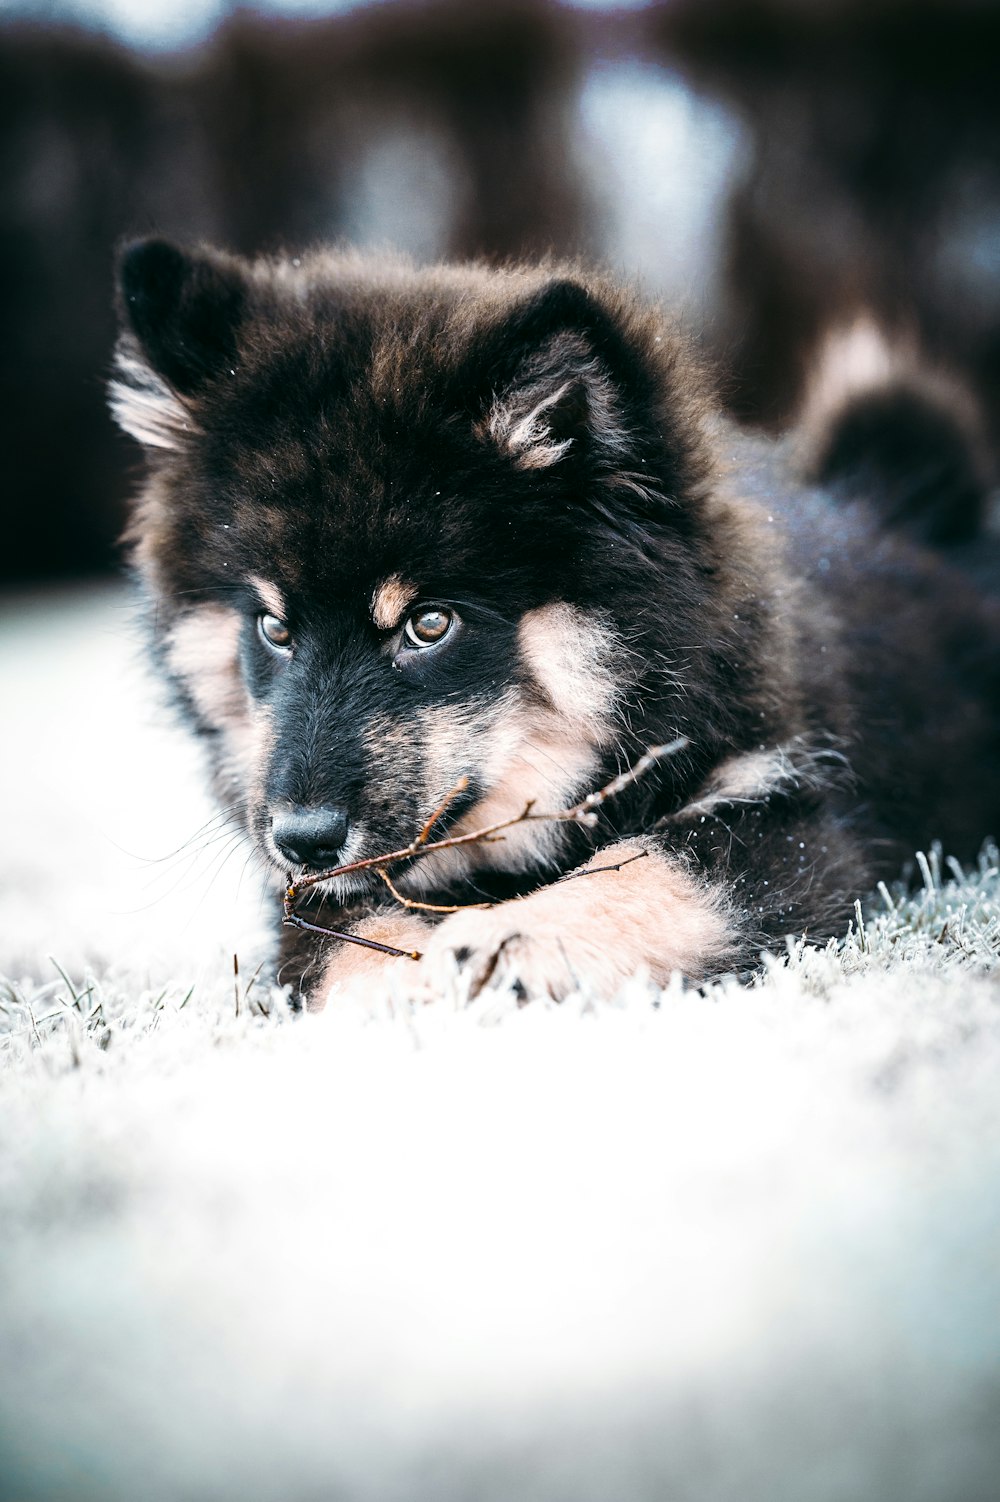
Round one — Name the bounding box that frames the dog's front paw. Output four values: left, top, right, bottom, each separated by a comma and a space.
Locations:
418, 904, 580, 1001
416, 839, 737, 1001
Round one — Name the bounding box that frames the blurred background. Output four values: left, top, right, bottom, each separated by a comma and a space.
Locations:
3, 0, 999, 588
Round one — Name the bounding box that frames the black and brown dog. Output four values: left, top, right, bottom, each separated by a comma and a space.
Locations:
110, 239, 1000, 1005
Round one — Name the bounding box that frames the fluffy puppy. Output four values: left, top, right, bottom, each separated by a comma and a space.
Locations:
110, 241, 1000, 1006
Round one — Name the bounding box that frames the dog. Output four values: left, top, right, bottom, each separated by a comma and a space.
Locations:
109, 239, 1000, 1007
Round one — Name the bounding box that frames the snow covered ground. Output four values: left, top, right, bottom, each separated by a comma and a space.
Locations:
1, 585, 999, 1501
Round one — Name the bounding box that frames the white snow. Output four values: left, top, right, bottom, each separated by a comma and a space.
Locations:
1, 585, 999, 1501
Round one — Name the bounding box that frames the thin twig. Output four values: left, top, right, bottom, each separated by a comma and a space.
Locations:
555, 850, 650, 884
282, 738, 688, 958
283, 907, 423, 960
568, 739, 688, 816
375, 865, 492, 915
414, 774, 471, 847
287, 802, 541, 897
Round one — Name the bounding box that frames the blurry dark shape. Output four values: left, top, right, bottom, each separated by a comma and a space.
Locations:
795, 321, 994, 548
653, 0, 1000, 465
0, 24, 218, 586
199, 1, 587, 262
813, 387, 989, 549
0, 1, 587, 585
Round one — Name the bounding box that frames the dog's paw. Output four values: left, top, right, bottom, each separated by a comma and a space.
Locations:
418, 904, 580, 1001
417, 839, 736, 1001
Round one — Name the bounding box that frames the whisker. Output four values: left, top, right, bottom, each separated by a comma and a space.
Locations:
112, 800, 250, 868
127, 828, 249, 913
136, 823, 252, 895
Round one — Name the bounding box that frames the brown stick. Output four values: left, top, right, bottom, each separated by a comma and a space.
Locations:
414, 774, 471, 847
282, 737, 689, 956
554, 850, 650, 884
375, 865, 493, 915
282, 905, 423, 960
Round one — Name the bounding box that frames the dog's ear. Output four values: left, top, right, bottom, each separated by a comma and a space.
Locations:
474, 279, 647, 471
116, 238, 247, 394
110, 238, 247, 451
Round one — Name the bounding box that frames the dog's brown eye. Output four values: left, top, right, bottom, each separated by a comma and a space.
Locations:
404, 607, 454, 647
258, 613, 293, 651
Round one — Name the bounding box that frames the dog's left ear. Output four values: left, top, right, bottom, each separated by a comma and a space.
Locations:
109, 238, 248, 451
474, 279, 650, 472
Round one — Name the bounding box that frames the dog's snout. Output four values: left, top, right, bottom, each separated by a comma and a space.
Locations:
271, 805, 350, 871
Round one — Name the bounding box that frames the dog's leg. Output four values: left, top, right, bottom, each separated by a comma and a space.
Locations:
310, 910, 436, 1011
417, 837, 738, 999
417, 783, 866, 1000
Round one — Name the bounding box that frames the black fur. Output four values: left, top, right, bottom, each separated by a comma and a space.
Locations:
812, 386, 988, 547
110, 240, 1000, 1001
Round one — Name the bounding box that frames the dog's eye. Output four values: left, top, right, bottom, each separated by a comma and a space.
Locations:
404, 607, 454, 647
258, 613, 293, 652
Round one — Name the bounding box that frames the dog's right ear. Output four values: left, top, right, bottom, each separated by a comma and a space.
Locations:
110, 238, 247, 451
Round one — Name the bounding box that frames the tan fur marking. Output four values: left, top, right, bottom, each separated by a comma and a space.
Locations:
371, 575, 418, 632
440, 604, 622, 873
399, 606, 624, 890
676, 738, 848, 821
402, 692, 600, 891
247, 705, 281, 879
446, 716, 600, 877
518, 603, 622, 731
805, 317, 902, 418
167, 606, 248, 734
681, 748, 799, 817
312, 910, 435, 1010
481, 340, 629, 470
249, 576, 286, 621
419, 838, 734, 996
165, 605, 255, 798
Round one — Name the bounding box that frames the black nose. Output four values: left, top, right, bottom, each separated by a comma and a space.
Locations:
271, 805, 350, 871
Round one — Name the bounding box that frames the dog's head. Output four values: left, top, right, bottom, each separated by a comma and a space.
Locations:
111, 240, 741, 898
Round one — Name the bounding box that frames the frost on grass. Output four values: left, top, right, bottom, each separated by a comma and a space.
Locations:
777, 839, 1000, 987
0, 957, 293, 1082
1, 842, 997, 1077
0, 849, 999, 1502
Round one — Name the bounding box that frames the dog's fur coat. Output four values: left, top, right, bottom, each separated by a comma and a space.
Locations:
110, 241, 1000, 1006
